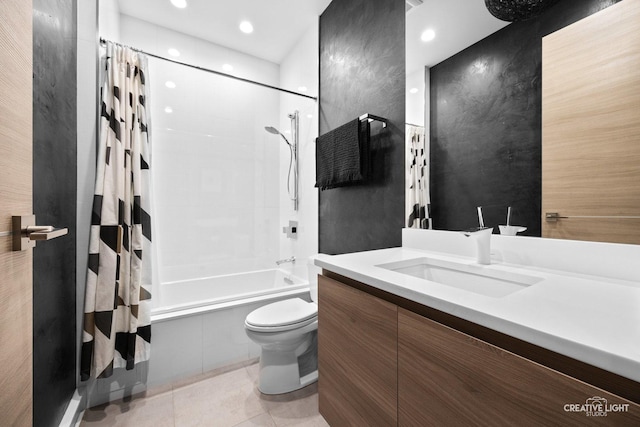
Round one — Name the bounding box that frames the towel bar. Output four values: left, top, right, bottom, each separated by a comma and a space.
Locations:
359, 113, 387, 128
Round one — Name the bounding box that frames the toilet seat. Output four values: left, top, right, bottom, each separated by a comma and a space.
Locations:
245, 298, 317, 333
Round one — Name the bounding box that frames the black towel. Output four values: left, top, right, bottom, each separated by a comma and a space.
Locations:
315, 119, 369, 190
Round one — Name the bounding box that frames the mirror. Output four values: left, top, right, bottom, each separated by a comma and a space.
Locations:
404, 0, 638, 244
405, 0, 512, 234
405, 0, 508, 126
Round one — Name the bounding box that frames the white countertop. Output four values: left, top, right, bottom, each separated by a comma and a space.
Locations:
315, 241, 640, 383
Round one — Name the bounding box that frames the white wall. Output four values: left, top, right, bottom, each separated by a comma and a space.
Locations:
406, 67, 426, 127
277, 22, 320, 281
98, 0, 119, 41
118, 16, 282, 285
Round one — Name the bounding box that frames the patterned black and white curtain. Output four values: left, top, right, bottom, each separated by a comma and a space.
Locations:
81, 42, 153, 380
406, 125, 431, 229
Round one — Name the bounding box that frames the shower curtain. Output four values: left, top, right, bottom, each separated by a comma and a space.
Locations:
406, 125, 431, 229
81, 42, 153, 380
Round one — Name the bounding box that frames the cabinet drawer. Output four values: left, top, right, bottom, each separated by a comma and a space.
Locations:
398, 308, 640, 426
318, 275, 397, 426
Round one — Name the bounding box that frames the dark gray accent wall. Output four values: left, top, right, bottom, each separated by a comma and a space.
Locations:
319, 0, 405, 255
430, 0, 621, 236
33, 1, 77, 426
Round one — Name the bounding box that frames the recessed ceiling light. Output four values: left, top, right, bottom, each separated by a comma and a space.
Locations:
222, 63, 234, 72
409, 87, 418, 94
239, 21, 254, 34
164, 106, 173, 113
170, 0, 187, 9
307, 114, 313, 119
168, 48, 180, 57
421, 29, 436, 42
298, 86, 308, 92
165, 81, 176, 89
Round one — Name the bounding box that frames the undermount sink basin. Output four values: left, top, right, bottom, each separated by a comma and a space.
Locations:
376, 257, 543, 298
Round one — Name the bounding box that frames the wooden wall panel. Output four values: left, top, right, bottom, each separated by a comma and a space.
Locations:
398, 308, 640, 426
318, 275, 398, 426
0, 0, 33, 425
542, 0, 640, 243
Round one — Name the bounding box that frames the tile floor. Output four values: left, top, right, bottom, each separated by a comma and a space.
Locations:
81, 363, 329, 427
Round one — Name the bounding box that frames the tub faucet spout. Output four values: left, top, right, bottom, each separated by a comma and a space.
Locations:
462, 227, 493, 265
276, 256, 296, 265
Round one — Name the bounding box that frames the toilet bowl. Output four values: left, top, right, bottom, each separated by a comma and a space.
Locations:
244, 258, 320, 394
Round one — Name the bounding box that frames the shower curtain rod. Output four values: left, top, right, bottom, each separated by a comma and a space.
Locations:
99, 37, 317, 101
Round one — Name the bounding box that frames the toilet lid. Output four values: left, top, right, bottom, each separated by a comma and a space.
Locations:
245, 298, 317, 328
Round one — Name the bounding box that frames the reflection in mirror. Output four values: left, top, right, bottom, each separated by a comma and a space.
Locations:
405, 0, 507, 233
405, 0, 636, 244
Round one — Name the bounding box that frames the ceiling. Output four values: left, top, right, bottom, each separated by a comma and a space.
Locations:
118, 0, 508, 70
406, 0, 509, 73
117, 0, 333, 64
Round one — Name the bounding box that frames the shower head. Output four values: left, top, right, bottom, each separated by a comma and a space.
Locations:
264, 126, 292, 146
264, 126, 280, 135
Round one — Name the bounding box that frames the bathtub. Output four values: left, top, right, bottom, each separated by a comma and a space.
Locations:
88, 268, 311, 405
147, 269, 311, 393
87, 268, 313, 406
151, 268, 309, 320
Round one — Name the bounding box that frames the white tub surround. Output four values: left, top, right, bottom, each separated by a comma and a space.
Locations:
83, 270, 309, 406
315, 229, 640, 385
148, 269, 310, 390
152, 268, 308, 319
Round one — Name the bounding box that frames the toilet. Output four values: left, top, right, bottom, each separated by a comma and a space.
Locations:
244, 259, 320, 395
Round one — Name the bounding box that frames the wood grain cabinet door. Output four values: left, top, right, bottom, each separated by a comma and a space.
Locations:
542, 0, 640, 243
318, 274, 398, 426
0, 0, 33, 425
398, 308, 640, 426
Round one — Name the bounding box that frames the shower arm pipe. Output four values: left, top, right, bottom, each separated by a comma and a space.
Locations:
98, 38, 317, 101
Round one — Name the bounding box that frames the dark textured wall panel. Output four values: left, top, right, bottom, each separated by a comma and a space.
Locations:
319, 0, 405, 255
33, 1, 77, 426
430, 0, 621, 236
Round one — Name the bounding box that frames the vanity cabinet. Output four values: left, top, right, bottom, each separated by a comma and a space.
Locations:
319, 271, 640, 426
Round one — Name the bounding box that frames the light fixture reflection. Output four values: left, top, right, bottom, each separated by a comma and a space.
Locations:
168, 48, 180, 57
164, 106, 173, 113
170, 0, 187, 9
239, 21, 254, 34
409, 87, 419, 94
421, 29, 436, 42
165, 81, 176, 89
222, 63, 234, 72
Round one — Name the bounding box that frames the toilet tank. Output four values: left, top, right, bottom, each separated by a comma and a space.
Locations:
307, 256, 321, 303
